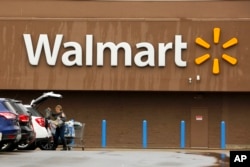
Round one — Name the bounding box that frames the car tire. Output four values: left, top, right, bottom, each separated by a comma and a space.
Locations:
17, 142, 37, 150
1, 142, 17, 151
38, 141, 54, 150
0, 143, 3, 151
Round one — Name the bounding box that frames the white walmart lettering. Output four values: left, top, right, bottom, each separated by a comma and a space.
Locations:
23, 34, 187, 67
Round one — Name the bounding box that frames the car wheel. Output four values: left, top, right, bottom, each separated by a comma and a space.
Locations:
0, 143, 3, 151
17, 142, 37, 150
1, 142, 17, 151
38, 141, 54, 150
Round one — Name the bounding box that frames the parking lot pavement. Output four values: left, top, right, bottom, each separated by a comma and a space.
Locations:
0, 149, 229, 167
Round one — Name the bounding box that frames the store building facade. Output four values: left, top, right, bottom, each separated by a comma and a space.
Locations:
0, 0, 250, 148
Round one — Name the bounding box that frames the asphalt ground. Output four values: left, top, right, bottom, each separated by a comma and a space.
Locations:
0, 148, 230, 167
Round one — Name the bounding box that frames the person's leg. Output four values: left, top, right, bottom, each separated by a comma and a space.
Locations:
59, 125, 67, 150
52, 128, 60, 150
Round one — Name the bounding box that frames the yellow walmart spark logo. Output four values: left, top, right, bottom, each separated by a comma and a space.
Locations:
195, 27, 238, 75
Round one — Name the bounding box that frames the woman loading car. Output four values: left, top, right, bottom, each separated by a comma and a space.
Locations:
49, 105, 67, 151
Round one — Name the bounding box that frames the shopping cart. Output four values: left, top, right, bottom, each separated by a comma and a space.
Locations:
64, 120, 85, 150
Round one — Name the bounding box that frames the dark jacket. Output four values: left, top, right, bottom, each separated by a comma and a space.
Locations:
51, 111, 66, 127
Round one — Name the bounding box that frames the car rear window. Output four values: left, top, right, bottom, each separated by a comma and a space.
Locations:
26, 107, 43, 117
9, 100, 29, 115
15, 103, 30, 115
0, 101, 18, 114
0, 102, 8, 112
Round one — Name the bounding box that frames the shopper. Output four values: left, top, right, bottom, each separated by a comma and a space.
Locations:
51, 104, 67, 151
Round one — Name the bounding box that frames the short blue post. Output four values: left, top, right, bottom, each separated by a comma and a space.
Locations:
180, 120, 185, 149
142, 120, 148, 148
102, 120, 107, 148
221, 121, 226, 149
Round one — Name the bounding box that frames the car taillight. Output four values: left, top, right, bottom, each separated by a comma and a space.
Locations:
6, 134, 16, 139
0, 112, 16, 119
19, 114, 29, 123
35, 117, 45, 127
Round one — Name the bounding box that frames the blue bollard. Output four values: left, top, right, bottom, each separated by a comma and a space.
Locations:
102, 120, 107, 148
221, 121, 226, 149
142, 120, 147, 148
180, 120, 185, 149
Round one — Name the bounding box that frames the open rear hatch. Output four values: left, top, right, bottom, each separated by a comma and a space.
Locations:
30, 91, 63, 109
